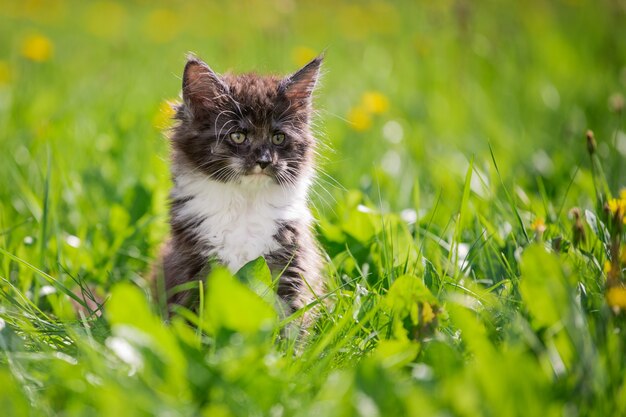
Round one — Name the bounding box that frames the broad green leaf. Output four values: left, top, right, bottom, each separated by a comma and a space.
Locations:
204, 268, 277, 334
319, 217, 346, 243
519, 246, 578, 375
519, 245, 569, 329
374, 339, 420, 369
236, 256, 277, 306
342, 209, 376, 243
384, 274, 438, 309
125, 182, 152, 223
107, 283, 189, 397
0, 368, 31, 416
108, 204, 130, 234
236, 256, 272, 288
383, 274, 439, 341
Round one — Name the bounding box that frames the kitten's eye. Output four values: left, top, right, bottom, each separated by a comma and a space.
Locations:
230, 132, 247, 144
271, 133, 286, 145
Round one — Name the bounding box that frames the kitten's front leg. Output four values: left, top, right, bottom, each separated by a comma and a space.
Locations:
152, 238, 208, 315
267, 223, 324, 328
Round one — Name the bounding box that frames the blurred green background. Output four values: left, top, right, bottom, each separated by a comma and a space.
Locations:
2, 0, 625, 282
2, 0, 624, 220
1, 1, 626, 416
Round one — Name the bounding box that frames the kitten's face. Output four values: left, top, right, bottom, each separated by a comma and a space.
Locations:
171, 56, 322, 188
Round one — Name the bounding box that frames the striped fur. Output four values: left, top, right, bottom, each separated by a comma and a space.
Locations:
153, 55, 325, 319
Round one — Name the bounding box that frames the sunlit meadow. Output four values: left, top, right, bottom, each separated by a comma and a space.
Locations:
1, 1, 626, 416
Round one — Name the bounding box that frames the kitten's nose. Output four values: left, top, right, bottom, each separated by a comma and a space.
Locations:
256, 149, 272, 169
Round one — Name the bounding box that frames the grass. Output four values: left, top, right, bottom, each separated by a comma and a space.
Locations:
1, 0, 626, 416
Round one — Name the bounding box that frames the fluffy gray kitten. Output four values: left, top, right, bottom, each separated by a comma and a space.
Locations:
153, 55, 325, 321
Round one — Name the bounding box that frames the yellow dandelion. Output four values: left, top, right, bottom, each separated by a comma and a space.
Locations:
347, 106, 372, 132
153, 99, 176, 130
606, 286, 626, 310
21, 33, 54, 62
607, 197, 626, 224
607, 198, 624, 214
420, 302, 435, 324
144, 9, 181, 43
291, 46, 317, 67
0, 61, 11, 85
530, 218, 546, 233
362, 91, 389, 114
84, 1, 127, 39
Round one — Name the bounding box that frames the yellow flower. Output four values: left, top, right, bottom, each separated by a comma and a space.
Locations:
153, 99, 176, 130
608, 189, 626, 217
603, 260, 612, 275
606, 286, 626, 309
607, 198, 625, 215
608, 194, 626, 225
144, 9, 181, 43
291, 46, 317, 67
346, 91, 390, 131
84, 1, 127, 39
21, 33, 54, 62
530, 218, 546, 233
420, 302, 435, 324
0, 61, 11, 85
362, 91, 389, 114
347, 106, 372, 131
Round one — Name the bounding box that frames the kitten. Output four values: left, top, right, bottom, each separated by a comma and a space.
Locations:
153, 54, 325, 322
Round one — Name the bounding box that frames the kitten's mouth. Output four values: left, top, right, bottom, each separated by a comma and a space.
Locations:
240, 166, 276, 187
247, 165, 271, 176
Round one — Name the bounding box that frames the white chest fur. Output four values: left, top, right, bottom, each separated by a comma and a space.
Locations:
171, 171, 311, 272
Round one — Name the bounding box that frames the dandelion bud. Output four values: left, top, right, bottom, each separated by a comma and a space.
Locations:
608, 197, 625, 233
586, 130, 597, 155
570, 207, 586, 248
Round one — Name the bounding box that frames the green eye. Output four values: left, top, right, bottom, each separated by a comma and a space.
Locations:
230, 132, 246, 144
271, 133, 285, 145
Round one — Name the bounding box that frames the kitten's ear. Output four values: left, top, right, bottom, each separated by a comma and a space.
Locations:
282, 54, 323, 105
182, 55, 227, 116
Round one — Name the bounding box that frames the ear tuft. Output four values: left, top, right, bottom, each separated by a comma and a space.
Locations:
182, 55, 227, 116
282, 54, 323, 105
